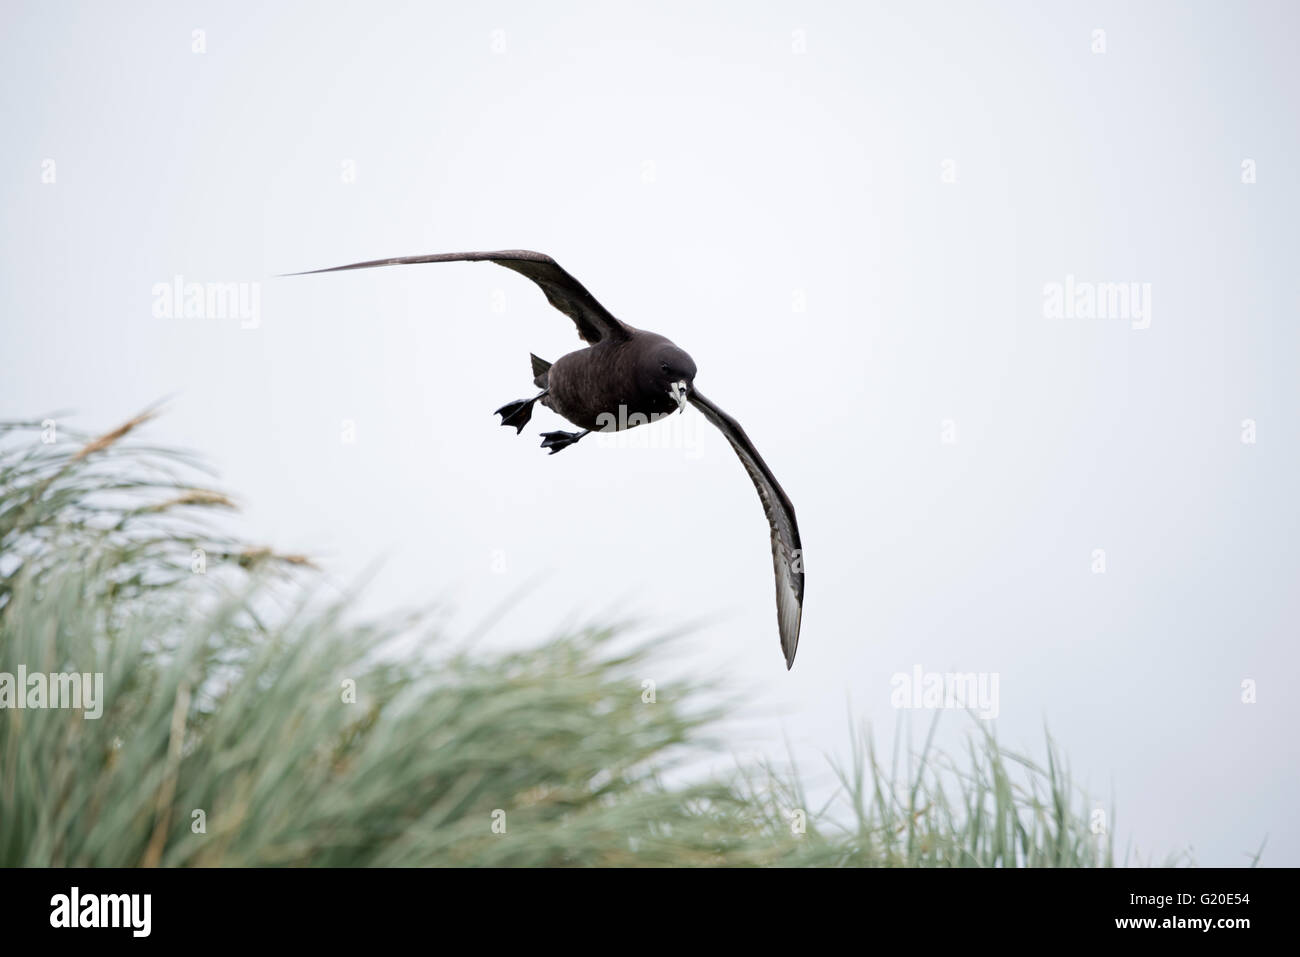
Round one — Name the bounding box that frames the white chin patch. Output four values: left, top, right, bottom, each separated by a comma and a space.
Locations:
669, 380, 688, 410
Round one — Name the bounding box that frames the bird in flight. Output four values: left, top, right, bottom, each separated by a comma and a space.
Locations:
290, 250, 804, 669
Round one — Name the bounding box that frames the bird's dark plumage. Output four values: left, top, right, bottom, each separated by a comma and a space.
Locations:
288, 250, 630, 345
689, 390, 803, 668
290, 250, 805, 669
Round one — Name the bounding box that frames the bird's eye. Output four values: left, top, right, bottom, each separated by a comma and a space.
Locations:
660, 362, 670, 373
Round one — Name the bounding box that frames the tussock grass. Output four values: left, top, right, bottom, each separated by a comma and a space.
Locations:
0, 411, 1130, 866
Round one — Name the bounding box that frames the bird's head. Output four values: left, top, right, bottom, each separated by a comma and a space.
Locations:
643, 342, 697, 413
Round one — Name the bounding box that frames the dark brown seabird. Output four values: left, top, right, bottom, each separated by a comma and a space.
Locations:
290, 250, 804, 669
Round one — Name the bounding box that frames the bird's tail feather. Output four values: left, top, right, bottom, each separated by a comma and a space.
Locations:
530, 354, 552, 388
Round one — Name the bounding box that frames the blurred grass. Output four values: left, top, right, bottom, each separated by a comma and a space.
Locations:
1, 410, 1128, 866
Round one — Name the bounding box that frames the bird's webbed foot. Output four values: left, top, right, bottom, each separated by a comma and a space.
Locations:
495, 391, 547, 434
539, 429, 590, 454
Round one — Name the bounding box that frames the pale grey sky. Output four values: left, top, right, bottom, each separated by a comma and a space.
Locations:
2, 0, 1297, 865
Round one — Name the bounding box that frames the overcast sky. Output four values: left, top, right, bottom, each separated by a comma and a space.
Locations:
2, 0, 1297, 866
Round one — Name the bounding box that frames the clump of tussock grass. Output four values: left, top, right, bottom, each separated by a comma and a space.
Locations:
0, 410, 1142, 866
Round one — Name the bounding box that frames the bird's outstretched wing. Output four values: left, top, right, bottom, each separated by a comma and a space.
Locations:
689, 391, 804, 669
286, 250, 632, 344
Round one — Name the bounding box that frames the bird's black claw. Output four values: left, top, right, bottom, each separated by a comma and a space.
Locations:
539, 430, 588, 454
494, 398, 535, 434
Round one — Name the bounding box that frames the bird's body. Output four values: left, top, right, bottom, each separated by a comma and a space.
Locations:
290, 250, 805, 669
544, 332, 691, 431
